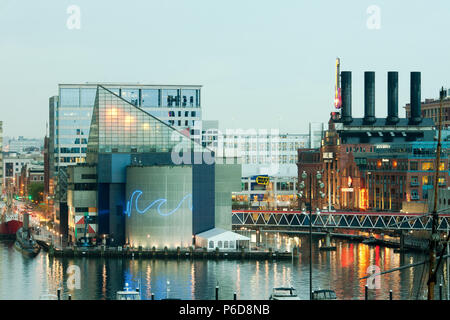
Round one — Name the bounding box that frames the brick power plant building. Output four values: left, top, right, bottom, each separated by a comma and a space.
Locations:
297, 71, 450, 213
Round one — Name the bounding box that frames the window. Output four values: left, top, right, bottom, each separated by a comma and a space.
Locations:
60, 88, 79, 107
80, 88, 97, 107
218, 241, 223, 248
410, 161, 418, 171
181, 89, 199, 107
73, 183, 96, 191
162, 89, 179, 107
422, 162, 434, 171
141, 89, 160, 107
209, 241, 214, 249
81, 174, 97, 180
121, 89, 140, 106
224, 241, 229, 248
229, 241, 234, 248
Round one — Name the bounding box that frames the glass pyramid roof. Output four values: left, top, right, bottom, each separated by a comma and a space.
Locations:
87, 86, 205, 163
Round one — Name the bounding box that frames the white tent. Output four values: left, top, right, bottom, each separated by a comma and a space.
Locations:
195, 228, 250, 251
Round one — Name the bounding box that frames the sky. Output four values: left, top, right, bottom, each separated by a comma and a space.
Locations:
1, 0, 450, 138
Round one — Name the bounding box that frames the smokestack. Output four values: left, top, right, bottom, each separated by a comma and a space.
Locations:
364, 72, 376, 124
341, 71, 352, 124
386, 71, 399, 124
410, 72, 422, 124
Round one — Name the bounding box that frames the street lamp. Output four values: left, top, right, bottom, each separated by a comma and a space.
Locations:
298, 170, 325, 300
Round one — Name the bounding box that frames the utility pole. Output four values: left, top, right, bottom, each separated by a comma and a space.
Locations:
428, 87, 446, 299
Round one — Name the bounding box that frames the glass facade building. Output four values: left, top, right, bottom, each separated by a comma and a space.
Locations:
63, 85, 240, 246
51, 83, 202, 175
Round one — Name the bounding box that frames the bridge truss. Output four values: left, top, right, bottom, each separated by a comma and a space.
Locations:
232, 210, 450, 231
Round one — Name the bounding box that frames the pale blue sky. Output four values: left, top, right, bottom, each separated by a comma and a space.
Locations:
1, 0, 450, 137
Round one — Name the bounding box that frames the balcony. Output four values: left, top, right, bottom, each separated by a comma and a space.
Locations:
410, 181, 419, 187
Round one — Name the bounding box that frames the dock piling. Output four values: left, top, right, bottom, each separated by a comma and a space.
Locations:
364, 285, 368, 300
215, 286, 219, 300
389, 290, 393, 300
57, 288, 61, 300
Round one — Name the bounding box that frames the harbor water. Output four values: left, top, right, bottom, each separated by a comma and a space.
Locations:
0, 233, 447, 300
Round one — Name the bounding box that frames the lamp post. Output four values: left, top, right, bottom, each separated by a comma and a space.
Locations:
298, 170, 325, 300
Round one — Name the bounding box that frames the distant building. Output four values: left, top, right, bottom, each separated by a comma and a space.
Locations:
201, 122, 309, 178
3, 154, 43, 196
309, 122, 325, 148
404, 88, 450, 128
18, 162, 44, 202
232, 175, 298, 211
7, 136, 43, 153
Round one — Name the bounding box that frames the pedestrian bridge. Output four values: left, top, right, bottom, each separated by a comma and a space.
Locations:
231, 210, 450, 231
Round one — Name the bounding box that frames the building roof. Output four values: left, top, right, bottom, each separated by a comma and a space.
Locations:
341, 118, 435, 127
196, 228, 250, 241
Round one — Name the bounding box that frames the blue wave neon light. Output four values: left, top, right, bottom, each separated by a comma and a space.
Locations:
125, 190, 192, 217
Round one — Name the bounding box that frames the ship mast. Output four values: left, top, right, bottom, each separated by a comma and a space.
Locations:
427, 87, 446, 299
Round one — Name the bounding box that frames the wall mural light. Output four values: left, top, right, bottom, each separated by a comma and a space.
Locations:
125, 190, 193, 217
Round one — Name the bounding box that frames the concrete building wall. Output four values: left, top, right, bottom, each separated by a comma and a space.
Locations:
214, 160, 241, 230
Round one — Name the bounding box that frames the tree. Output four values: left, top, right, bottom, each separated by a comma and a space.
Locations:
28, 182, 44, 203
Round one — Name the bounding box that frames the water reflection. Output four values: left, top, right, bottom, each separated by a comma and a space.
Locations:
0, 234, 447, 300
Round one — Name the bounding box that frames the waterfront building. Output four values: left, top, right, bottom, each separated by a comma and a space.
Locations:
49, 83, 203, 238
66, 86, 240, 248
50, 83, 202, 176
298, 71, 446, 213
232, 175, 298, 211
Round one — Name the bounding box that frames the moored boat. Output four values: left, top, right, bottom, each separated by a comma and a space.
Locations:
116, 283, 141, 300
0, 193, 23, 237
269, 287, 300, 300
14, 213, 40, 257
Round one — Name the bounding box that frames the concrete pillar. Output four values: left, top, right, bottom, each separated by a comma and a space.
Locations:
256, 229, 261, 246
400, 231, 405, 252
325, 232, 331, 247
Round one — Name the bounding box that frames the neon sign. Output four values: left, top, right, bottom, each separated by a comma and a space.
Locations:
125, 190, 192, 217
